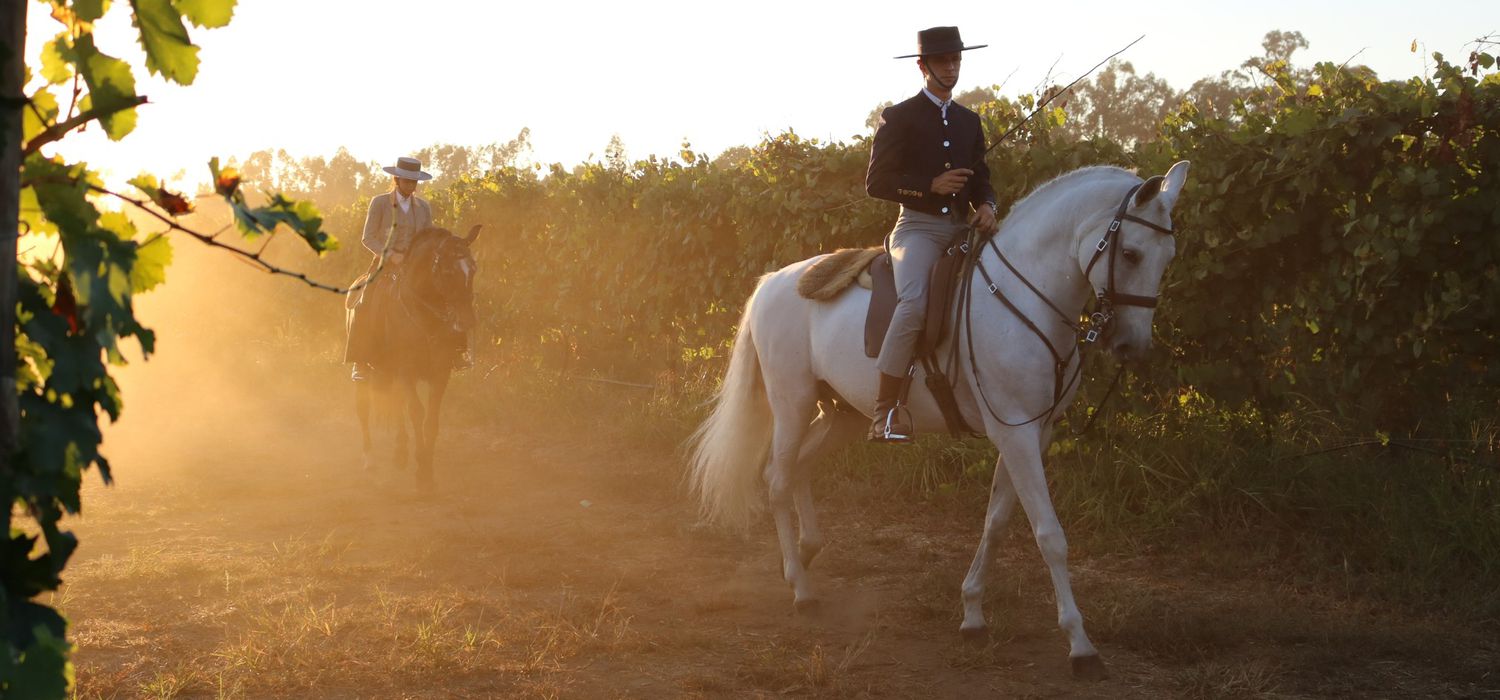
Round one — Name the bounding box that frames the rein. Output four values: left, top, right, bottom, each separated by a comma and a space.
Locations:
953, 182, 1174, 431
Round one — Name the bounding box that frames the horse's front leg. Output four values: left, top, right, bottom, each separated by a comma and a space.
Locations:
959, 452, 1018, 642
416, 375, 448, 487
993, 425, 1105, 679
393, 381, 418, 471
356, 380, 375, 470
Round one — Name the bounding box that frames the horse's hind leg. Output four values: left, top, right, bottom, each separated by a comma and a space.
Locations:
764, 391, 819, 611
792, 404, 865, 569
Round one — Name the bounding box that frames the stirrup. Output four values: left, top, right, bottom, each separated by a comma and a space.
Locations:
868, 407, 914, 444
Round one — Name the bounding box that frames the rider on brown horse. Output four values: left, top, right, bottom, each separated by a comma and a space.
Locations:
344, 156, 470, 380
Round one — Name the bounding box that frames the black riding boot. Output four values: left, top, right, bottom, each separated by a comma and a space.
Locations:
868, 372, 914, 443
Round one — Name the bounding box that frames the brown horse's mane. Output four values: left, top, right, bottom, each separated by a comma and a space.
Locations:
407, 226, 458, 262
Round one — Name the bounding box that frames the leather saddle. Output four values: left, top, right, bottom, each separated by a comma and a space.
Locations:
862, 245, 967, 361
861, 239, 977, 436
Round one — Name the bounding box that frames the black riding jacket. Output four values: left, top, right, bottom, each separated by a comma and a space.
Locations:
865, 91, 996, 218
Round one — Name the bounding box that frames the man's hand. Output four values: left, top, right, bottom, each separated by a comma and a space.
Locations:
969, 202, 999, 234
931, 168, 973, 196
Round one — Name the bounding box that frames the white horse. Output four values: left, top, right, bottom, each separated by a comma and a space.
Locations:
688, 161, 1190, 678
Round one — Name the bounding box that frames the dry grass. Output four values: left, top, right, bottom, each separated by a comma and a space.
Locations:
54, 360, 1500, 699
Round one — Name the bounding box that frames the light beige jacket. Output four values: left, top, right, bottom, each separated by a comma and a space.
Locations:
360, 191, 433, 256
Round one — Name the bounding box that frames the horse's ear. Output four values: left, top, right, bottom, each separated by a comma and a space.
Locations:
1133, 175, 1166, 207
1159, 160, 1191, 208
463, 224, 483, 246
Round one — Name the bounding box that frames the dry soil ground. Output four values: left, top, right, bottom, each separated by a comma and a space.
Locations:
55, 363, 1500, 699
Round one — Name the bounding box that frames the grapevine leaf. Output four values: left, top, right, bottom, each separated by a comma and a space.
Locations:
173, 0, 235, 28
40, 34, 73, 84
50, 274, 80, 335
69, 34, 139, 140
22, 88, 60, 144
9, 620, 73, 700
74, 0, 111, 22
20, 186, 58, 236
129, 0, 200, 85
128, 174, 194, 215
131, 236, 173, 293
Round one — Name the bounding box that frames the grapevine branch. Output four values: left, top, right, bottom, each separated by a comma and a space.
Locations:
97, 184, 377, 295
21, 95, 149, 157
24, 172, 375, 295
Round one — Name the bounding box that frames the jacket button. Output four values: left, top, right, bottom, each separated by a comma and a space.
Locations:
944, 162, 951, 168
943, 140, 950, 147
943, 120, 949, 126
941, 207, 950, 214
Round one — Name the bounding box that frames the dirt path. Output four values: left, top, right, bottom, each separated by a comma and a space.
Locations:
59, 371, 1500, 699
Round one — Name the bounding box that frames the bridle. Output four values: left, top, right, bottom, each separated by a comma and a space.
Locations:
953, 181, 1175, 429
1077, 182, 1175, 342
395, 237, 475, 334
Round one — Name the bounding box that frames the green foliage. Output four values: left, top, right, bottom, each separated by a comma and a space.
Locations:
208, 157, 332, 250
4, 1, 321, 696
267, 46, 1495, 415
1143, 51, 1500, 418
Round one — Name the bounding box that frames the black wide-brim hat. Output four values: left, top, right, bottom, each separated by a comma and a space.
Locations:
894, 26, 987, 59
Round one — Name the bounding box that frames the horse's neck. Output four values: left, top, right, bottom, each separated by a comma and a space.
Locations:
979, 183, 1109, 326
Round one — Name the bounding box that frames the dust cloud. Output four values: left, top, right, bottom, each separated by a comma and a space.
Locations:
100, 199, 360, 485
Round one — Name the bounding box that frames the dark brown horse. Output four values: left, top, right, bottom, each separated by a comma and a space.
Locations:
352, 224, 481, 487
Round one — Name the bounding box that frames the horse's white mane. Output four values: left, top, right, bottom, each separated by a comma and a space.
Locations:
1004, 165, 1138, 224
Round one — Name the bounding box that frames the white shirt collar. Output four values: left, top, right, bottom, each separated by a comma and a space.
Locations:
922, 88, 952, 119
395, 191, 413, 213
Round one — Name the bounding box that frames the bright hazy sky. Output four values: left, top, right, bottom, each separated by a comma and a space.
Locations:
24, 0, 1496, 188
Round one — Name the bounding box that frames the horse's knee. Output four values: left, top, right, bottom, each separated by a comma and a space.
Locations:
1034, 527, 1068, 562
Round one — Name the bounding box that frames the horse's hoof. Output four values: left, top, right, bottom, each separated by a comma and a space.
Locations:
1070, 653, 1108, 681
960, 625, 989, 646
793, 598, 821, 616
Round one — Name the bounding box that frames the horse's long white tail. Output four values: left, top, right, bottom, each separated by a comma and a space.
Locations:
688, 287, 772, 530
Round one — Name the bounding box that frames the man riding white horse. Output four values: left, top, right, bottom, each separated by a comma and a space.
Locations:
866, 26, 1001, 443
344, 156, 469, 380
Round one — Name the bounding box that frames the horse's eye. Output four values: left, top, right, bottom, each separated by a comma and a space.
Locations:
1122, 249, 1141, 264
